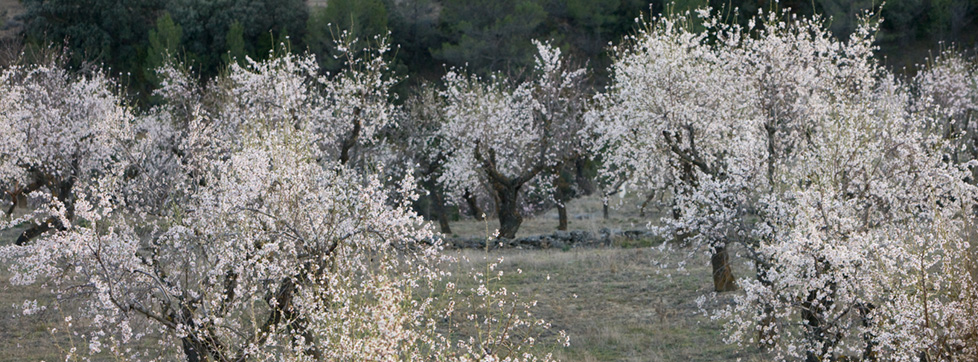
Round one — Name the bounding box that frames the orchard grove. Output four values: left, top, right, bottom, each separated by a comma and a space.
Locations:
2, 5, 978, 362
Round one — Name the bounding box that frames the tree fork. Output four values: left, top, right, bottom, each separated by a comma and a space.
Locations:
464, 188, 484, 221
492, 179, 523, 239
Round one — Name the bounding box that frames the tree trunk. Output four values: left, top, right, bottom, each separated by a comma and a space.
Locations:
557, 204, 568, 230
493, 180, 522, 239
754, 261, 778, 349
555, 166, 573, 231
16, 177, 75, 246
181, 337, 207, 362
802, 292, 826, 362
464, 189, 485, 221
432, 188, 452, 234
602, 199, 609, 220
3, 191, 14, 216
801, 266, 836, 362
15, 220, 55, 246
574, 157, 596, 196
338, 109, 362, 165
711, 244, 737, 292
857, 302, 877, 360
639, 191, 655, 217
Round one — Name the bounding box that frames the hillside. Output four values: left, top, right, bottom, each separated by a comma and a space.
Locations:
0, 0, 23, 39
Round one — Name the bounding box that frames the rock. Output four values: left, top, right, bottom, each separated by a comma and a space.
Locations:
570, 230, 587, 243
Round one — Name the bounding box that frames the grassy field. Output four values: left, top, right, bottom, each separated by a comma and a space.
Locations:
447, 247, 766, 362
0, 247, 765, 361
0, 194, 767, 361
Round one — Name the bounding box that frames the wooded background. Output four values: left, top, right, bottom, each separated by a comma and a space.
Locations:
0, 0, 974, 103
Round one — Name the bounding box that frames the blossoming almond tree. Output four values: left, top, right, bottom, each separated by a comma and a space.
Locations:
727, 71, 978, 361
590, 8, 978, 360
912, 50, 978, 174
720, 12, 978, 360
0, 49, 439, 361
207, 35, 397, 169
586, 12, 763, 292
438, 40, 588, 239
1, 39, 566, 361
0, 61, 134, 245
533, 46, 589, 231
394, 82, 456, 234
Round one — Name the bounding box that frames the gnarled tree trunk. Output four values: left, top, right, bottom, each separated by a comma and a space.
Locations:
492, 179, 523, 239
800, 266, 837, 362
16, 171, 76, 246
754, 259, 778, 349
471, 144, 543, 240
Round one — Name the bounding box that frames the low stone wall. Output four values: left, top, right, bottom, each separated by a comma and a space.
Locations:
443, 228, 658, 250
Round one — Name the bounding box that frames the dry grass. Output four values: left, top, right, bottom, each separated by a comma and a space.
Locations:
0, 194, 766, 361
447, 247, 767, 362
0, 220, 72, 361
0, 245, 765, 361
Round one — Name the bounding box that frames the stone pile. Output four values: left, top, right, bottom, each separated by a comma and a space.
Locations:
443, 228, 658, 250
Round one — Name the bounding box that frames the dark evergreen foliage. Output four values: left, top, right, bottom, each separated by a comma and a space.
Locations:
14, 0, 978, 99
